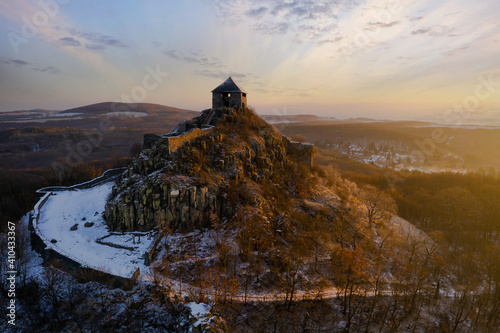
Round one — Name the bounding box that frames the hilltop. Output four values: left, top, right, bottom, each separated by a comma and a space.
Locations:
0, 101, 197, 131
61, 101, 193, 117
103, 108, 437, 321
105, 107, 316, 232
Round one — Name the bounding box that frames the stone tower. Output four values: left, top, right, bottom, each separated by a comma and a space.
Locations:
212, 77, 247, 109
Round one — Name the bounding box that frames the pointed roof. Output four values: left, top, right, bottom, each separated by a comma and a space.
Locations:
211, 77, 247, 94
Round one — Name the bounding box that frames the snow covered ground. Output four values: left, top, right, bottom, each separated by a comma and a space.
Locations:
104, 111, 148, 117
37, 182, 155, 278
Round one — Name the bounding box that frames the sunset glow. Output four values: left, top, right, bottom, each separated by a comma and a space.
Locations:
1, 0, 499, 123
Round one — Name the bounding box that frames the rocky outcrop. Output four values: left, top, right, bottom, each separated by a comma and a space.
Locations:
105, 107, 315, 232
105, 173, 224, 232
105, 130, 281, 232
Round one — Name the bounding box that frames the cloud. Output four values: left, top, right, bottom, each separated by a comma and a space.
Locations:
209, 0, 346, 42
68, 29, 128, 48
254, 21, 289, 35
317, 36, 344, 45
1, 57, 61, 74
289, 6, 309, 17
32, 66, 61, 74
163, 49, 249, 80
163, 49, 224, 68
54, 27, 128, 51
443, 45, 470, 57
163, 48, 259, 82
254, 85, 314, 97
194, 69, 247, 79
59, 37, 81, 47
293, 24, 338, 42
365, 21, 401, 31
84, 44, 106, 51
411, 28, 431, 35
268, 1, 331, 18
94, 35, 127, 48
247, 6, 268, 18
164, 49, 180, 59
411, 25, 456, 37
1, 58, 31, 67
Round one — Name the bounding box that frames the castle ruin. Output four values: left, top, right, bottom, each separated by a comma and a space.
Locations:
143, 77, 314, 168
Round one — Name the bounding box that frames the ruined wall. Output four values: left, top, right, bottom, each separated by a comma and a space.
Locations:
144, 234, 164, 266
281, 136, 315, 168
143, 133, 162, 149
166, 128, 214, 154
143, 127, 214, 154
36, 167, 126, 195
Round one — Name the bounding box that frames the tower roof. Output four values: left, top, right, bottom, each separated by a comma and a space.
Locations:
211, 77, 247, 93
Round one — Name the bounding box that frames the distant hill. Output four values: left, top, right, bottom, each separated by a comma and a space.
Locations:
0, 108, 58, 116
0, 102, 200, 171
261, 114, 324, 123
0, 102, 199, 131
61, 102, 194, 117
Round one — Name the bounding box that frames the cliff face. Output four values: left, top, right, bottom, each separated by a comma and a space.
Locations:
104, 108, 305, 232
104, 172, 223, 232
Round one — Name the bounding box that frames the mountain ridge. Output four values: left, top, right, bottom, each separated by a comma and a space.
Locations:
61, 101, 195, 116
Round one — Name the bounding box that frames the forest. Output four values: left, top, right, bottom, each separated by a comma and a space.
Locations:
0, 113, 499, 332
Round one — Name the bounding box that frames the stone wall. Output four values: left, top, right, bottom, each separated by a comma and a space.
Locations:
30, 183, 140, 291
143, 127, 214, 154
143, 133, 162, 149
212, 92, 246, 109
144, 234, 164, 266
281, 136, 315, 168
36, 167, 126, 195
165, 128, 214, 154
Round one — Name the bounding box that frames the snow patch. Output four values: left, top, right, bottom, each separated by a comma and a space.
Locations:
36, 182, 154, 277
186, 302, 210, 317
104, 111, 148, 118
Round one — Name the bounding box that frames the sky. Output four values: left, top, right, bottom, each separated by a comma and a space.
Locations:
0, 0, 499, 123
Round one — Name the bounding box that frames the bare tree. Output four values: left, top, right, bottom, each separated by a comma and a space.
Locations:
359, 185, 397, 225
